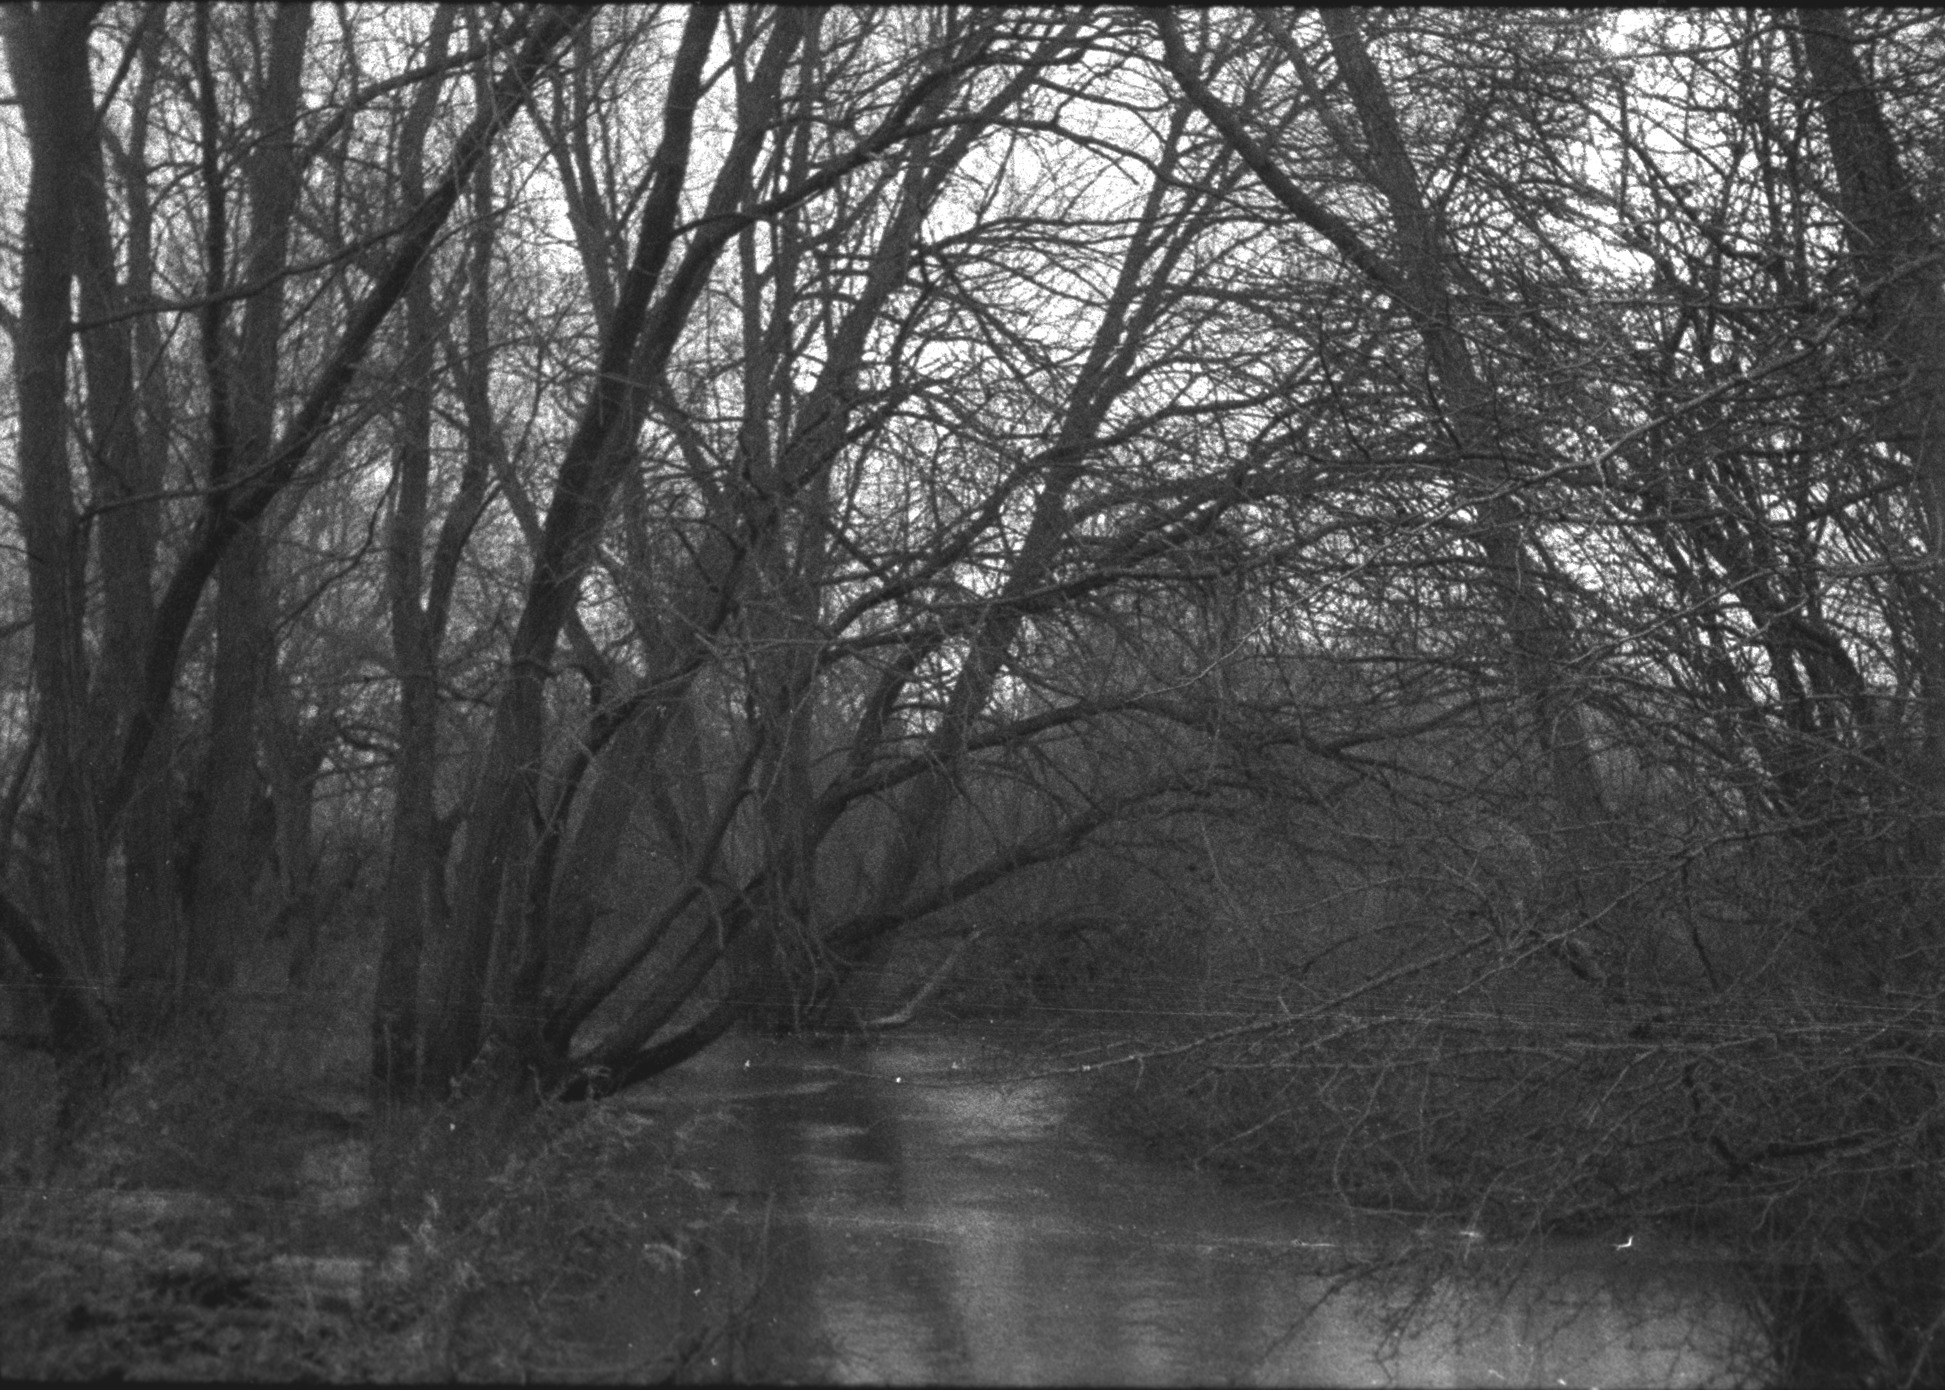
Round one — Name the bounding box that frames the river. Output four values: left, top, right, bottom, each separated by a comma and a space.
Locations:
624, 1026, 1768, 1387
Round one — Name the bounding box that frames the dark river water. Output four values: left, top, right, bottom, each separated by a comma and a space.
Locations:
627, 1027, 1767, 1387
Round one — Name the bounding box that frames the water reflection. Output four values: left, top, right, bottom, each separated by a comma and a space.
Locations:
637, 1030, 1765, 1387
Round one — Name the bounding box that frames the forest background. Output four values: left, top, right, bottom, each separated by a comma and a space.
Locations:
1, 6, 1943, 1383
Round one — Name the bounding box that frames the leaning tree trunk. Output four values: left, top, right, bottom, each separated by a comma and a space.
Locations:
423, 5, 728, 1093
1158, 11, 1624, 996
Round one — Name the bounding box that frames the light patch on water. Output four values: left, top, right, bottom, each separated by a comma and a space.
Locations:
886, 1070, 1071, 1142
798, 1120, 872, 1144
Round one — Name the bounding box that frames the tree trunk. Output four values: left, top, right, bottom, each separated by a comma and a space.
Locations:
3, 3, 113, 1050
185, 3, 313, 1022
1801, 8, 1945, 867
1315, 9, 1618, 966
371, 3, 456, 1095
97, 14, 178, 1036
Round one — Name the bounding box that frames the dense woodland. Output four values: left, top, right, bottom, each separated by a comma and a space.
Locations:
3, 5, 1945, 1381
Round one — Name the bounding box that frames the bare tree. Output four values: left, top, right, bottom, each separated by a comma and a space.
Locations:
0, 2, 589, 1073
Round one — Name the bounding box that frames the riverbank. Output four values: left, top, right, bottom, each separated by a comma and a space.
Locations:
0, 1018, 751, 1380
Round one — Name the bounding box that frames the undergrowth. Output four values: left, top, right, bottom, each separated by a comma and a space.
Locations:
0, 1017, 745, 1381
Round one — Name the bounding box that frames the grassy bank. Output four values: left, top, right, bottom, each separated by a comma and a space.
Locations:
0, 1006, 753, 1381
